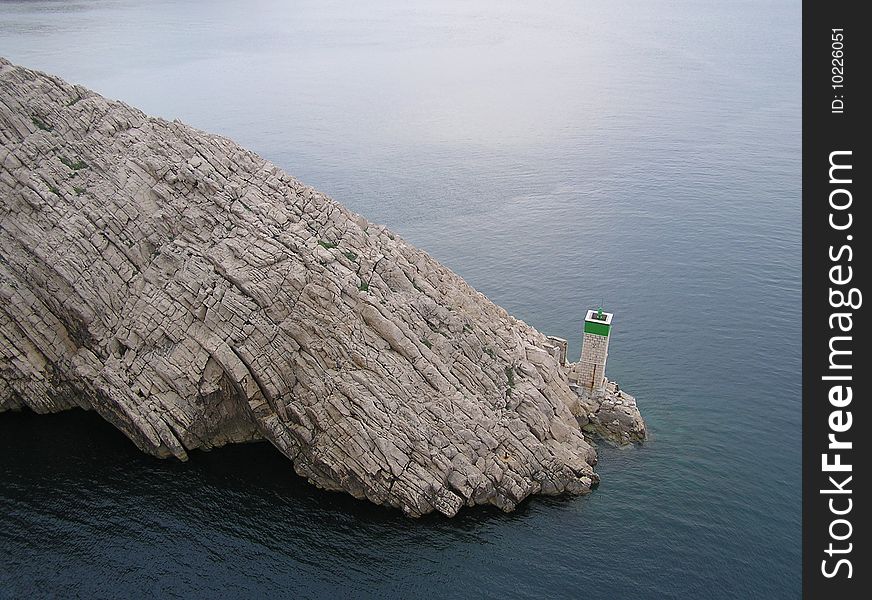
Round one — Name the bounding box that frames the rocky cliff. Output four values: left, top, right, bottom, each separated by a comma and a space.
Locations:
0, 58, 643, 516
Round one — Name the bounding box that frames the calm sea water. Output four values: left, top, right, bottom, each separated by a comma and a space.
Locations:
0, 1, 801, 598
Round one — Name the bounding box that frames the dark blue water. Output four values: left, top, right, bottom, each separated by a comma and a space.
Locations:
1, 1, 801, 597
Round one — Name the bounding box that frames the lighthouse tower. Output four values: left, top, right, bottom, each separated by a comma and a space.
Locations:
576, 307, 613, 392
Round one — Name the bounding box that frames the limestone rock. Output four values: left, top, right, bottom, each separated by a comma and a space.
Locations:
0, 58, 643, 516
574, 381, 647, 446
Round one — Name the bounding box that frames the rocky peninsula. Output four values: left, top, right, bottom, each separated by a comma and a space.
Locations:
0, 58, 644, 517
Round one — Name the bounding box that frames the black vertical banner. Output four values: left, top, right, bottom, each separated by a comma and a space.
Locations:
803, 0, 868, 597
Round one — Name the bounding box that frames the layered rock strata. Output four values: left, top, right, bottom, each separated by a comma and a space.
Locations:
0, 58, 644, 516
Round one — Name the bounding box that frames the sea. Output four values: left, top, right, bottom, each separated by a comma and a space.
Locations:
0, 1, 801, 598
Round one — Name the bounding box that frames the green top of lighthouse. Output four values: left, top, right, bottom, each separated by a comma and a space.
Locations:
584, 308, 613, 336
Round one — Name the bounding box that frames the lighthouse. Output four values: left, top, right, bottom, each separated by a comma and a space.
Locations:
575, 307, 613, 392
